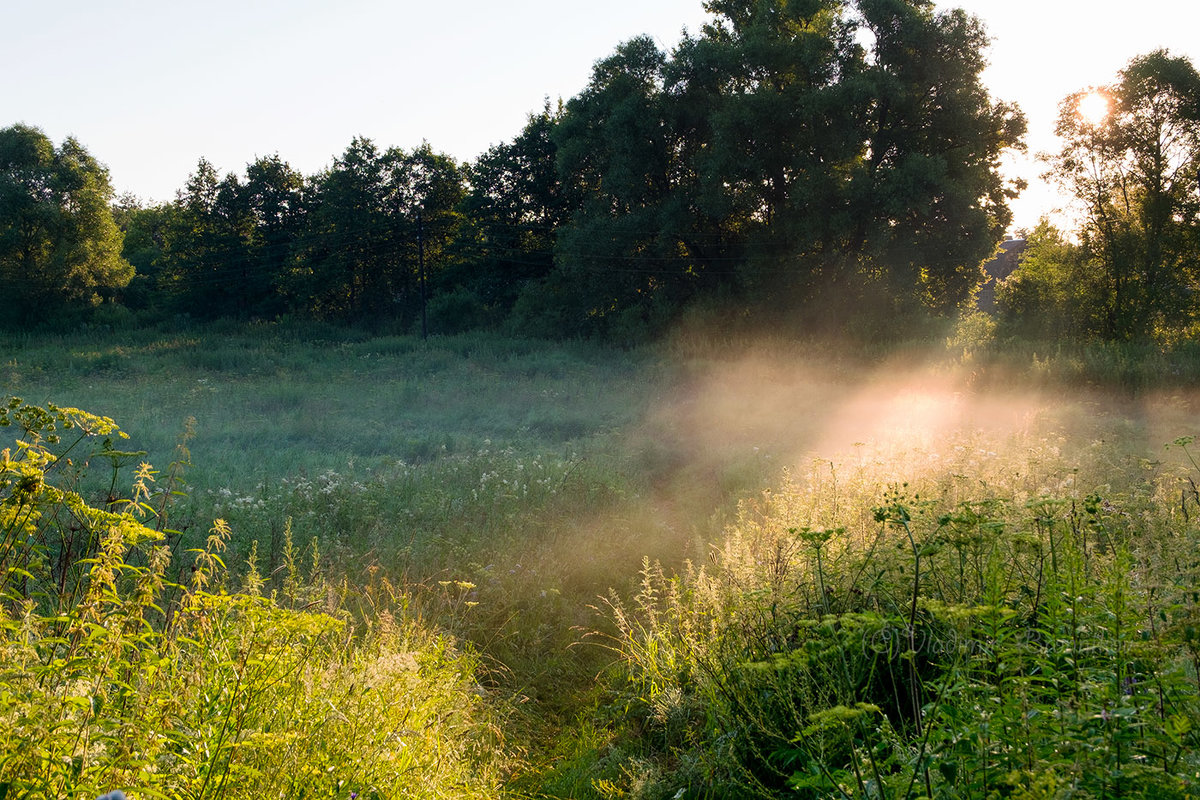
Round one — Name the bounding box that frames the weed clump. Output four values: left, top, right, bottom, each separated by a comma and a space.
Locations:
0, 398, 509, 799
601, 434, 1200, 798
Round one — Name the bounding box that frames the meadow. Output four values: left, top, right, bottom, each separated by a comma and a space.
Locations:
2, 319, 1200, 798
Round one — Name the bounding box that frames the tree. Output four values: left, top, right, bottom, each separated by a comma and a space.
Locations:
112, 195, 175, 313
550, 36, 686, 337
851, 0, 1025, 313
546, 0, 1025, 336
674, 0, 867, 294
458, 103, 569, 324
157, 159, 254, 319
155, 155, 306, 320
0, 124, 132, 325
1048, 50, 1200, 340
382, 142, 466, 328
241, 154, 306, 318
995, 219, 1104, 337
292, 138, 389, 320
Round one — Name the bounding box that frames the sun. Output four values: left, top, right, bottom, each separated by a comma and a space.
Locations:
1078, 91, 1110, 126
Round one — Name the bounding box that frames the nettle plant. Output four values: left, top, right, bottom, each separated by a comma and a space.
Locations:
606, 436, 1200, 799
0, 398, 505, 799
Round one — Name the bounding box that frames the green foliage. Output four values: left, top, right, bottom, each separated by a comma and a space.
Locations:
80, 0, 1029, 340
547, 0, 1025, 338
157, 155, 304, 321
8, 0, 1031, 343
425, 287, 494, 334
945, 309, 997, 363
0, 125, 132, 327
603, 432, 1200, 798
112, 197, 175, 316
995, 219, 1107, 338
0, 398, 508, 798
455, 102, 569, 321
294, 139, 465, 326
1045, 50, 1200, 341
944, 325, 1200, 392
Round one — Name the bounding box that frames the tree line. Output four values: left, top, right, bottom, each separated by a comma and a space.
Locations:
12, 0, 1194, 344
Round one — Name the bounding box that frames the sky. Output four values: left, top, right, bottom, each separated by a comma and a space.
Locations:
5, 1, 1200, 233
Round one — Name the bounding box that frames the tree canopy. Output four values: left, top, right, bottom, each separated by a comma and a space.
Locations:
1018, 50, 1200, 341
541, 0, 1025, 335
0, 124, 131, 324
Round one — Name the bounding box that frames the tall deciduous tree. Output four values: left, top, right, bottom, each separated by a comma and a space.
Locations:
112, 195, 174, 313
852, 0, 1025, 312
383, 142, 466, 323
242, 154, 306, 318
1049, 50, 1200, 339
158, 155, 306, 320
158, 159, 254, 318
995, 219, 1104, 337
0, 124, 132, 324
544, 0, 1024, 336
668, 0, 870, 306
551, 36, 685, 336
294, 138, 390, 320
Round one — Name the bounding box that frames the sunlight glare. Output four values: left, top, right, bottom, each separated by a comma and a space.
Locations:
1078, 91, 1110, 126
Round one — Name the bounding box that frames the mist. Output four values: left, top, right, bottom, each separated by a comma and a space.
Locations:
628, 334, 1200, 552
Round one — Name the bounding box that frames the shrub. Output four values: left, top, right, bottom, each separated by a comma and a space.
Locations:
604, 434, 1200, 798
0, 397, 508, 798
427, 288, 496, 334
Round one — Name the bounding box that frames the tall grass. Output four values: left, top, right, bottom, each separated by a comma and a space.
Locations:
1, 324, 749, 795
598, 430, 1200, 798
945, 313, 1200, 392
0, 399, 509, 798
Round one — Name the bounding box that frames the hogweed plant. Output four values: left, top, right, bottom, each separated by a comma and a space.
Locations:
0, 397, 508, 799
603, 432, 1200, 799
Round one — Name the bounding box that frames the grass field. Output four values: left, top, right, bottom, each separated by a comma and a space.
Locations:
3, 320, 1200, 797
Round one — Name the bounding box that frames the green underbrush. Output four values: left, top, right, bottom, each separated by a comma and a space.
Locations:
947, 312, 1200, 392
0, 401, 508, 798
590, 430, 1200, 798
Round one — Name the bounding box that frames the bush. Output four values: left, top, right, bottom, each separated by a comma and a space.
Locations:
506, 270, 600, 340
0, 398, 508, 798
946, 310, 998, 362
426, 288, 497, 334
603, 433, 1200, 798
995, 220, 1107, 339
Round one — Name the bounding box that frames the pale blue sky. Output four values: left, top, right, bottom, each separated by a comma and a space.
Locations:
5, 1, 1199, 231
